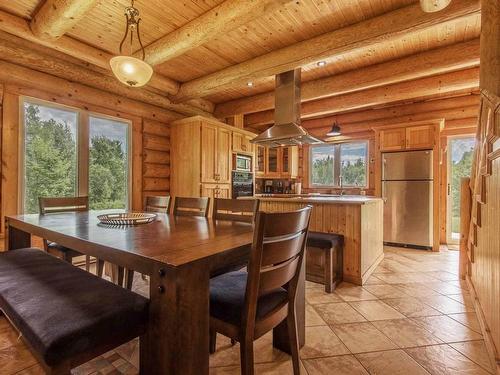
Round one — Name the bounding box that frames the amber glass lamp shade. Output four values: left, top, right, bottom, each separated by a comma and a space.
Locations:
110, 55, 153, 87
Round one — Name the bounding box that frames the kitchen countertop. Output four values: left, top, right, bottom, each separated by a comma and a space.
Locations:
244, 194, 382, 205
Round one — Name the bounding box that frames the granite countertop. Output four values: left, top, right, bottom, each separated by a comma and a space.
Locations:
245, 194, 383, 205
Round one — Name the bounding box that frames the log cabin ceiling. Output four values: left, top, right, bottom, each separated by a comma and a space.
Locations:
0, 0, 481, 126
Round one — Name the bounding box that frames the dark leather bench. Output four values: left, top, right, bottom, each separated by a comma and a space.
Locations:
306, 232, 344, 293
0, 248, 149, 374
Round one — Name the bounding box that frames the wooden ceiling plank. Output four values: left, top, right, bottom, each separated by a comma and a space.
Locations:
0, 60, 181, 123
173, 0, 480, 102
0, 34, 212, 118
215, 38, 480, 118
245, 68, 480, 127
141, 0, 293, 66
0, 9, 181, 96
30, 0, 99, 40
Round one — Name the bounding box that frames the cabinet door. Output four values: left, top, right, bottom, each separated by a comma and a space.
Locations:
379, 128, 406, 151
218, 184, 231, 198
281, 146, 299, 178
256, 146, 266, 176
266, 147, 280, 177
201, 183, 231, 200
242, 135, 253, 153
217, 127, 232, 183
406, 125, 434, 150
232, 132, 244, 153
201, 124, 217, 183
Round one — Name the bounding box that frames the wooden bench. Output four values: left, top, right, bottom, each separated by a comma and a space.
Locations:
306, 232, 344, 293
0, 248, 149, 375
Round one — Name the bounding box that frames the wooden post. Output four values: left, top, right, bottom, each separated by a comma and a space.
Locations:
459, 177, 471, 279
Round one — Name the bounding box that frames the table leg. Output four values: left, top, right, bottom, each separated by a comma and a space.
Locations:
5, 221, 31, 250
273, 258, 305, 353
141, 261, 210, 375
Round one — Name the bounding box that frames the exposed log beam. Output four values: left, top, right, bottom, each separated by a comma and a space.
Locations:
245, 68, 480, 127
215, 39, 480, 118
0, 34, 212, 118
0, 60, 182, 123
140, 0, 293, 66
30, 0, 99, 40
173, 0, 480, 102
0, 9, 180, 95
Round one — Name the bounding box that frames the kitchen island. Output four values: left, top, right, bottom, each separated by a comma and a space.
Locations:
246, 195, 383, 285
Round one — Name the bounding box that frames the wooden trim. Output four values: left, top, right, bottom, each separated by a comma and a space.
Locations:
215, 39, 480, 117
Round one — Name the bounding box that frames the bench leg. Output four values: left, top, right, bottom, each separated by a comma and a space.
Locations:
324, 247, 334, 293
47, 362, 71, 375
96, 259, 105, 278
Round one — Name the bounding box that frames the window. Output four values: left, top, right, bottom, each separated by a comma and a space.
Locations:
310, 142, 368, 187
21, 99, 130, 213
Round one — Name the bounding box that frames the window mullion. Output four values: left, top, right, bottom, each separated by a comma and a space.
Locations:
78, 111, 89, 197
334, 144, 341, 187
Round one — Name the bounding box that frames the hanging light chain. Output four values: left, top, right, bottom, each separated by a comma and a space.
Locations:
118, 0, 146, 59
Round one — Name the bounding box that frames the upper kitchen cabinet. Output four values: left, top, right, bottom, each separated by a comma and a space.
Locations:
256, 146, 299, 179
170, 116, 256, 198
232, 132, 254, 154
379, 128, 406, 151
378, 124, 439, 152
405, 125, 435, 150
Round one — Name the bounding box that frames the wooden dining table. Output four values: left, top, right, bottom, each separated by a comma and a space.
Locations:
4, 211, 305, 374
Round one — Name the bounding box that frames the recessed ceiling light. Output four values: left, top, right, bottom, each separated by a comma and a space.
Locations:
247, 82, 254, 87
317, 61, 326, 67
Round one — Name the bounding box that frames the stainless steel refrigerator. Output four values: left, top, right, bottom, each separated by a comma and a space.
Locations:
382, 150, 433, 249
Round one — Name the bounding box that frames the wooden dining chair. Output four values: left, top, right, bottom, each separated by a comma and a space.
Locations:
212, 198, 259, 223
173, 197, 210, 217
209, 206, 312, 375
145, 195, 171, 213
38, 196, 104, 277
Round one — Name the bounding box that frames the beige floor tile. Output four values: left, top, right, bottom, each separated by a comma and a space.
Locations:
425, 271, 459, 281
0, 343, 37, 375
448, 312, 482, 333
447, 293, 475, 308
306, 280, 324, 289
412, 315, 483, 343
376, 273, 434, 284
406, 344, 490, 375
393, 283, 442, 297
362, 284, 408, 299
0, 319, 20, 351
306, 287, 344, 304
425, 281, 465, 295
334, 283, 378, 301
450, 340, 495, 374
383, 297, 442, 317
303, 355, 369, 374
210, 359, 307, 375
373, 266, 394, 274
372, 319, 442, 348
356, 349, 430, 374
364, 275, 387, 285
332, 322, 397, 354
15, 364, 45, 375
313, 302, 367, 325
417, 295, 474, 314
300, 326, 350, 359
349, 300, 406, 321
306, 304, 327, 327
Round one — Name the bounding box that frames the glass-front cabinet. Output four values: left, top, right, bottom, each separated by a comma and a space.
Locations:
255, 146, 298, 178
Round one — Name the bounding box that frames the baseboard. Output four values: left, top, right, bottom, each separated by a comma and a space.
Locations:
466, 275, 500, 374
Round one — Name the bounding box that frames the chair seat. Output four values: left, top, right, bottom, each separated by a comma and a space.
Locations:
210, 271, 288, 325
0, 248, 149, 366
47, 242, 83, 258
307, 231, 343, 249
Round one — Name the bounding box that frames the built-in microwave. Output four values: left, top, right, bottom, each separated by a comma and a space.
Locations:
234, 154, 252, 172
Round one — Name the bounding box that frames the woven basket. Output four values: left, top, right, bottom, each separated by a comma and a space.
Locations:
97, 212, 157, 226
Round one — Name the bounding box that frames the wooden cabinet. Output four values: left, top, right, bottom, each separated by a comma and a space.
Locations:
266, 148, 281, 177
379, 125, 435, 152
201, 123, 231, 184
232, 132, 253, 154
256, 146, 299, 178
281, 146, 299, 178
379, 128, 406, 151
201, 183, 231, 200
405, 125, 434, 149
256, 145, 266, 176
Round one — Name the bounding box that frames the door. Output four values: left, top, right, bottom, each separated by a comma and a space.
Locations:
446, 136, 475, 245
379, 128, 406, 151
406, 125, 434, 150
201, 123, 217, 183
383, 180, 433, 247
217, 128, 232, 183
382, 150, 433, 181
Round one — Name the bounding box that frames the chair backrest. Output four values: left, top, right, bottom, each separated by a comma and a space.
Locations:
173, 197, 210, 217
145, 195, 171, 213
243, 206, 312, 325
39, 196, 89, 215
212, 198, 260, 223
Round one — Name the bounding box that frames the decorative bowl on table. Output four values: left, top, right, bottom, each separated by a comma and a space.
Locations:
97, 212, 157, 226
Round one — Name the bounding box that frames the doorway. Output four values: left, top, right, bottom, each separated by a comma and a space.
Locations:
447, 136, 475, 245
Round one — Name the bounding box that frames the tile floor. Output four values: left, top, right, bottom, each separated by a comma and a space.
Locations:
0, 246, 496, 374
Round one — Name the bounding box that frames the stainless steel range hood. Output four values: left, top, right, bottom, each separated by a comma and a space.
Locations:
250, 69, 322, 147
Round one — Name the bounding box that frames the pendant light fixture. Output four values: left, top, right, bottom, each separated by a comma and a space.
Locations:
110, 0, 153, 87
419, 0, 452, 12
326, 122, 341, 137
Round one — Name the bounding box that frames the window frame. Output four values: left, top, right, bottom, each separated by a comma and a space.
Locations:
309, 141, 369, 188
19, 96, 132, 213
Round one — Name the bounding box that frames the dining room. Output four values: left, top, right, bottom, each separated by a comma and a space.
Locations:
0, 0, 499, 374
